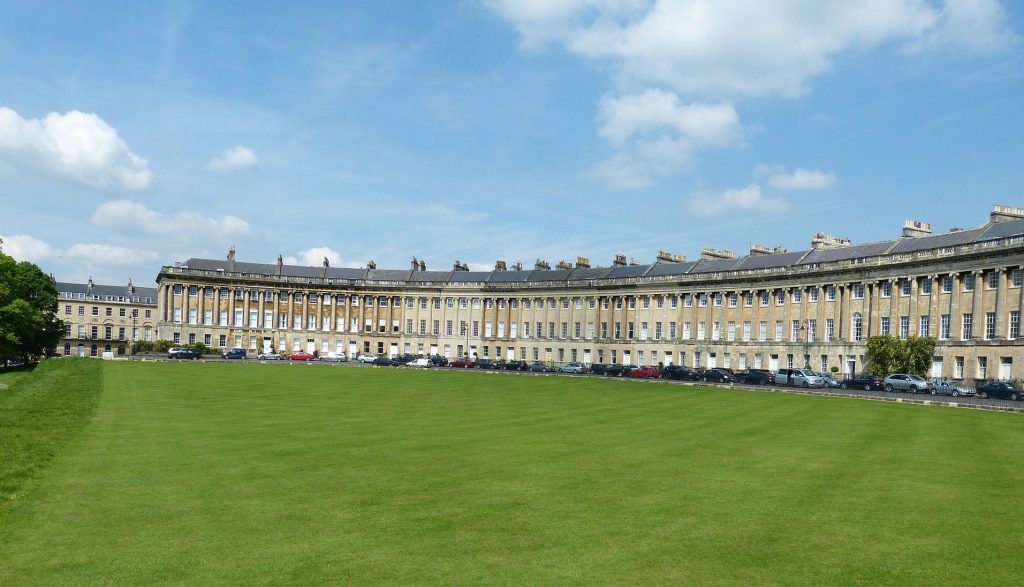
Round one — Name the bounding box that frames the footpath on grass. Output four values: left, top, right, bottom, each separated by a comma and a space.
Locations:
0, 358, 103, 516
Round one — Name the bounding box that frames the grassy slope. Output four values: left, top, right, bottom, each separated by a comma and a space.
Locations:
1, 362, 1023, 585
0, 358, 103, 515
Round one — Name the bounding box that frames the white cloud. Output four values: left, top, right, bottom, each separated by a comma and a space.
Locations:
766, 168, 837, 190
90, 200, 252, 242
283, 246, 344, 267
208, 145, 258, 171
687, 183, 788, 217
0, 107, 152, 191
66, 243, 159, 265
0, 234, 59, 262
489, 1, 1015, 99
590, 90, 744, 188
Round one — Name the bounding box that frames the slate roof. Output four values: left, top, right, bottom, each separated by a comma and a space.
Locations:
165, 215, 1024, 287
57, 281, 158, 304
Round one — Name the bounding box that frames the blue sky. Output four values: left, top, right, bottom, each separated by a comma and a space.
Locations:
1, 0, 1022, 285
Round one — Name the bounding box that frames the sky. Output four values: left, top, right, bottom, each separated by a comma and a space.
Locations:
1, 0, 1023, 286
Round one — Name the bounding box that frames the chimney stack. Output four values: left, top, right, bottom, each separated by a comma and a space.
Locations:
534, 258, 551, 270
701, 247, 737, 261
576, 256, 590, 268
811, 233, 851, 249
902, 220, 932, 238
612, 254, 627, 267
556, 260, 573, 270
991, 204, 1024, 223
494, 260, 507, 271
453, 260, 468, 271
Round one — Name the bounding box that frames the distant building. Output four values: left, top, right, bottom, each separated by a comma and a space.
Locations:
56, 278, 157, 357
155, 204, 1024, 384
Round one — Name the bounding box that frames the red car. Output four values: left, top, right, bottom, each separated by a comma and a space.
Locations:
288, 352, 315, 361
450, 358, 475, 368
628, 366, 660, 378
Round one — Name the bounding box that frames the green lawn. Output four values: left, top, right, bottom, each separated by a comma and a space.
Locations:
2, 360, 1023, 585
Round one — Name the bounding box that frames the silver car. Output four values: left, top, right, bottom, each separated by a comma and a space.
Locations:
559, 362, 584, 374
929, 379, 974, 397
883, 373, 929, 393
791, 369, 825, 388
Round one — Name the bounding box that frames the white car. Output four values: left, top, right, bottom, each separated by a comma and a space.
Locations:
319, 352, 347, 362
257, 352, 282, 360
404, 357, 432, 368
357, 353, 377, 363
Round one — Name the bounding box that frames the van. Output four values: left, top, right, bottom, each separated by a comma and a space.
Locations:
221, 348, 247, 360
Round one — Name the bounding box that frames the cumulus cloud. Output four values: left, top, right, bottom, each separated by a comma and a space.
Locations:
0, 107, 152, 191
590, 89, 744, 188
90, 200, 252, 242
489, 1, 1015, 99
0, 234, 60, 262
283, 246, 344, 267
762, 166, 837, 190
65, 243, 159, 265
208, 145, 258, 171
687, 183, 788, 217
0, 233, 158, 273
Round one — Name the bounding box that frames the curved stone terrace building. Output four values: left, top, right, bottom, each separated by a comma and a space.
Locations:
156, 204, 1024, 383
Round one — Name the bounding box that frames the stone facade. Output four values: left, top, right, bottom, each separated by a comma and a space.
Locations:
56, 279, 158, 357
155, 205, 1024, 384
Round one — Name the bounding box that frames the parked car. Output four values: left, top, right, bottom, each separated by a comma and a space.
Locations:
628, 365, 660, 378
371, 356, 392, 366
560, 362, 585, 374
168, 348, 202, 360
841, 375, 884, 391
702, 368, 736, 383
736, 369, 774, 385
883, 373, 929, 393
476, 359, 498, 370
318, 352, 347, 362
661, 365, 701, 381
929, 379, 974, 397
605, 364, 635, 377
288, 352, 315, 361
357, 353, 378, 363
776, 368, 823, 387
503, 360, 528, 371
221, 348, 246, 359
391, 353, 417, 366
975, 381, 1023, 400
450, 358, 475, 368
257, 351, 282, 360
816, 372, 842, 388
589, 363, 608, 375
428, 355, 448, 367
405, 357, 432, 368
529, 362, 547, 372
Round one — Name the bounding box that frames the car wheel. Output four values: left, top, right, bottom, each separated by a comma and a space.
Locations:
930, 389, 937, 395
885, 384, 894, 392
1012, 393, 1020, 401
863, 384, 871, 391
802, 381, 809, 388
840, 382, 848, 389
979, 391, 988, 399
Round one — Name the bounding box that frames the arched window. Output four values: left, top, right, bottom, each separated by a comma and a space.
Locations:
852, 313, 863, 342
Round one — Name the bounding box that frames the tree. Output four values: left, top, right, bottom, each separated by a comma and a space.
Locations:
865, 335, 936, 377
0, 241, 64, 361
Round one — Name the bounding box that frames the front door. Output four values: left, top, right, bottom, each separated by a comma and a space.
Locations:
769, 354, 779, 372
931, 356, 943, 379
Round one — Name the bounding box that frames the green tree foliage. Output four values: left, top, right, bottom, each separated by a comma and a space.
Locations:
865, 335, 936, 377
0, 241, 64, 361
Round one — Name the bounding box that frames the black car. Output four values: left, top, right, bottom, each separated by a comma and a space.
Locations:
975, 381, 1023, 400
391, 353, 417, 366
476, 359, 498, 369
529, 362, 546, 372
605, 364, 637, 377
661, 365, 697, 381
703, 368, 736, 383
221, 348, 246, 359
372, 356, 392, 366
168, 348, 202, 360
503, 360, 528, 371
840, 375, 884, 391
428, 355, 448, 367
736, 369, 774, 385
589, 364, 608, 375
